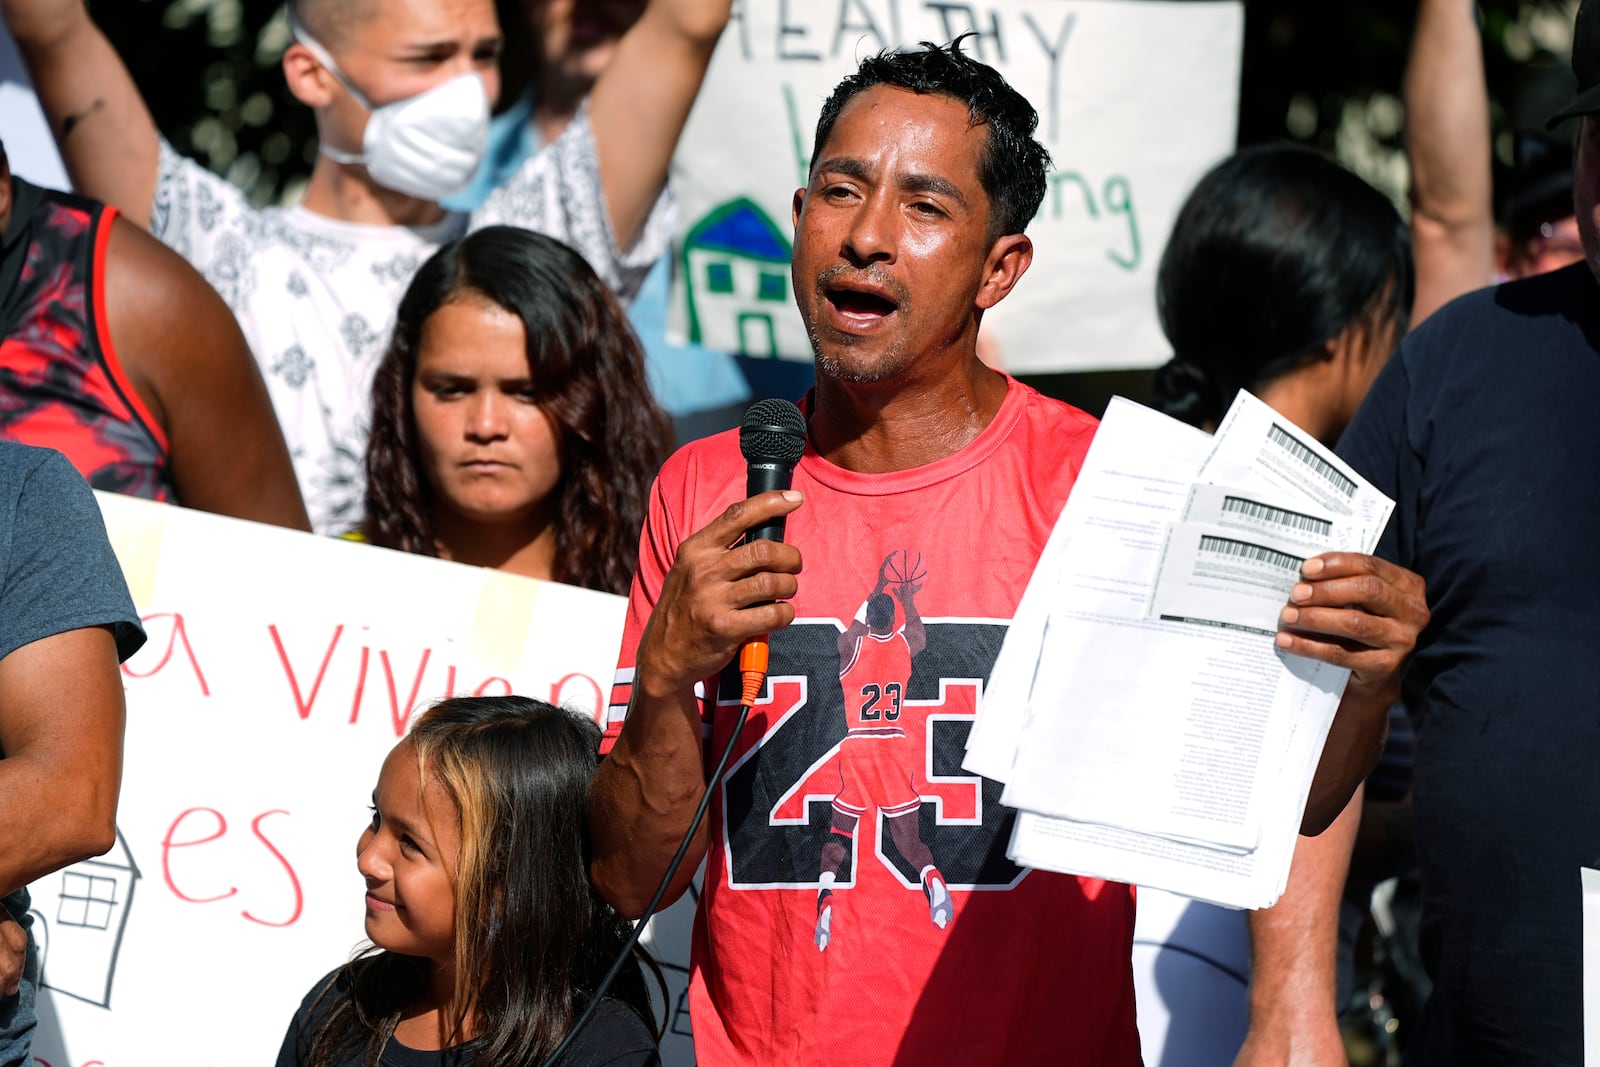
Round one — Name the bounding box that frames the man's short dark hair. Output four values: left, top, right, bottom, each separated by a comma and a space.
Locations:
810, 36, 1051, 240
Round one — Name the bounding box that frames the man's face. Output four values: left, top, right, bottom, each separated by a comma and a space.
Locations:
791, 86, 999, 385
1574, 116, 1600, 284
317, 0, 502, 152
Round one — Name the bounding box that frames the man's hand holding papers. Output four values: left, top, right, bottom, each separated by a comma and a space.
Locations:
965, 392, 1426, 910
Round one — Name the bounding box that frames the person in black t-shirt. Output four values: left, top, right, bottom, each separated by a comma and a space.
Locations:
274, 696, 660, 1067
1335, 3, 1600, 1062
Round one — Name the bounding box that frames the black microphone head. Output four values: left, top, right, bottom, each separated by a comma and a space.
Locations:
739, 399, 807, 466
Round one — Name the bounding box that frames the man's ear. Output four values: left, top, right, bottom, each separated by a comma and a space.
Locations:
792, 187, 806, 231
974, 233, 1034, 311
282, 43, 337, 108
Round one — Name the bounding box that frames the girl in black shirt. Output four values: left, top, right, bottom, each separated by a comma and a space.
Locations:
275, 696, 660, 1066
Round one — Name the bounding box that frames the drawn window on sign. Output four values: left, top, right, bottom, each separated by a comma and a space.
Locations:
1266, 423, 1356, 499
1220, 496, 1333, 540
757, 270, 786, 302
58, 872, 120, 930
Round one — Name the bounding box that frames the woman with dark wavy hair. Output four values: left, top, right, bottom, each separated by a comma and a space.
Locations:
362, 225, 671, 594
274, 695, 662, 1065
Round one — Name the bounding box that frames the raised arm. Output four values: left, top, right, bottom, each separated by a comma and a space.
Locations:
585, 0, 730, 249
104, 215, 310, 530
2, 0, 160, 226
895, 578, 926, 658
1405, 0, 1495, 324
590, 490, 803, 918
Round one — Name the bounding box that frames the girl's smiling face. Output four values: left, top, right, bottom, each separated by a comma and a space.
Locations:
357, 740, 460, 964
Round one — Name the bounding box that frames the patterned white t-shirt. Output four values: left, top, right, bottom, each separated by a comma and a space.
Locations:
150, 107, 673, 533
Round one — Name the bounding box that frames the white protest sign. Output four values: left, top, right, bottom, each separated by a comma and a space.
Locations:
28, 495, 697, 1067
669, 0, 1242, 374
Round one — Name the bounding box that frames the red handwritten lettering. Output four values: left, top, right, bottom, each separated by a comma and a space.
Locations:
161, 808, 236, 903
380, 648, 432, 737
348, 645, 370, 725
242, 810, 304, 928
122, 612, 211, 695
269, 624, 344, 719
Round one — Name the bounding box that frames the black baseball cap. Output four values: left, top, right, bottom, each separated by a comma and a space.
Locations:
1550, 0, 1600, 126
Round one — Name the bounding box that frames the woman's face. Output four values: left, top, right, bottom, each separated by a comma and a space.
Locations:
411, 296, 563, 529
357, 741, 460, 964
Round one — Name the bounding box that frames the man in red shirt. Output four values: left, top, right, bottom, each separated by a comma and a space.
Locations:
591, 40, 1426, 1065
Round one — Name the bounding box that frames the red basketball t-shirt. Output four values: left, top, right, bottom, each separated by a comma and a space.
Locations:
605, 379, 1140, 1065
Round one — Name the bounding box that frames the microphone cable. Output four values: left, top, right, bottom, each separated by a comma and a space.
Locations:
539, 648, 766, 1067
544, 400, 803, 1065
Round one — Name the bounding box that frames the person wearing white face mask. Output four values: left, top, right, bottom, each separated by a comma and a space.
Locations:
0, 0, 731, 534
286, 5, 493, 205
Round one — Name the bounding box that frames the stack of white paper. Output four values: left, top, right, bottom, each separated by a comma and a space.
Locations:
965, 393, 1393, 910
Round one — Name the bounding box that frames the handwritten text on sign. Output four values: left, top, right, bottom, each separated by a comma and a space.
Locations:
668, 0, 1242, 373
26, 496, 696, 1067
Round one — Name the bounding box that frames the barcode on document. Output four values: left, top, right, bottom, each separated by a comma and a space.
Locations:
1221, 496, 1332, 538
1267, 424, 1356, 498
1199, 534, 1304, 573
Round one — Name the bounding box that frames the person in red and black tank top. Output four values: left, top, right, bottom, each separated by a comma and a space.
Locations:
0, 143, 308, 528
0, 173, 169, 499
816, 551, 950, 951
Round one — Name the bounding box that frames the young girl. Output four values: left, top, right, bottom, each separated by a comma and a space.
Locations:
360, 226, 671, 595
275, 696, 661, 1066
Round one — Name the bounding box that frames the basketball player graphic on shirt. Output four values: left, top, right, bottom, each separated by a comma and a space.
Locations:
814, 551, 952, 951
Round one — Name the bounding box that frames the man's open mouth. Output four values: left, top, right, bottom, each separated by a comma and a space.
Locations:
825, 287, 899, 318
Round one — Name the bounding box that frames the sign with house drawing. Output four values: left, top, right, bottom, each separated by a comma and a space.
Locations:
669, 0, 1242, 373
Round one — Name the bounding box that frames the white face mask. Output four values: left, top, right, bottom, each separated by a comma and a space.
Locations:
290, 13, 490, 202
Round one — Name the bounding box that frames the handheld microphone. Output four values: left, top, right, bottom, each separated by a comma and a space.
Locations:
739, 398, 808, 544
737, 399, 807, 704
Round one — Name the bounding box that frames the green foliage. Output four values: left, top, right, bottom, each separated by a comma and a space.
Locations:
92, 0, 316, 206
